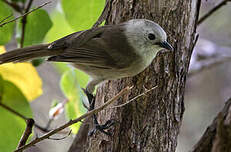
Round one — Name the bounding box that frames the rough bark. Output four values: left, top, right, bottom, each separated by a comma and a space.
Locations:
69, 0, 200, 152
192, 98, 231, 152
68, 118, 90, 152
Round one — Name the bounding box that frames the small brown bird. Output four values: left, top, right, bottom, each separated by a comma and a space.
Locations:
0, 19, 173, 135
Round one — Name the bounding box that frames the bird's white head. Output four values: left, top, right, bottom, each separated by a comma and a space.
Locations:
124, 19, 173, 55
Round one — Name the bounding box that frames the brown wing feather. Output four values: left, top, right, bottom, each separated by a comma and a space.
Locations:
47, 24, 139, 69
48, 38, 117, 69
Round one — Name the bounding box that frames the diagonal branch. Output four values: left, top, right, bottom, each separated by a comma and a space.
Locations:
109, 85, 158, 109
20, 0, 34, 48
198, 0, 231, 25
15, 86, 132, 152
0, 102, 49, 132
0, 102, 28, 120
0, 1, 51, 27
0, 14, 13, 24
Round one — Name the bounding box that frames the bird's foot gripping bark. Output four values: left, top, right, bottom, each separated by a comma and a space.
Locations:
82, 88, 115, 136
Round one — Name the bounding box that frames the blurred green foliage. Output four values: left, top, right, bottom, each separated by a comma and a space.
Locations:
45, 9, 74, 43
62, 0, 105, 31
0, 76, 33, 152
32, 58, 45, 67
0, 0, 105, 150
16, 9, 52, 47
60, 70, 88, 133
0, 1, 15, 45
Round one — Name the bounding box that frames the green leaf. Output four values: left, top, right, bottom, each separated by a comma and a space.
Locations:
0, 1, 15, 45
0, 76, 33, 152
61, 0, 105, 31
60, 69, 88, 133
16, 9, 52, 47
45, 9, 74, 43
44, 9, 74, 74
53, 63, 89, 87
31, 58, 45, 67
53, 62, 71, 75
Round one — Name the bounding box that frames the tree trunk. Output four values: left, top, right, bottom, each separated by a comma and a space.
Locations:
69, 0, 200, 152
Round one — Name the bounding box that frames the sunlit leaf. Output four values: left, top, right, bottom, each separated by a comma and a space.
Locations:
0, 46, 42, 101
0, 1, 15, 45
16, 9, 52, 47
0, 76, 33, 152
53, 62, 71, 75
45, 9, 74, 43
61, 0, 105, 31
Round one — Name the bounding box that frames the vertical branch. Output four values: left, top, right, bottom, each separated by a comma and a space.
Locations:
20, 0, 33, 48
17, 119, 34, 152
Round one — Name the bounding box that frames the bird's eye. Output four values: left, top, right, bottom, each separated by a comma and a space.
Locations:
148, 33, 156, 40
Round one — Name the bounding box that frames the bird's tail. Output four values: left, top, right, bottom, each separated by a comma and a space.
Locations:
0, 44, 62, 64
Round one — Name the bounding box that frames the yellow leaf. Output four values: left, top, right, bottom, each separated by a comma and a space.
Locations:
0, 46, 5, 54
0, 46, 42, 101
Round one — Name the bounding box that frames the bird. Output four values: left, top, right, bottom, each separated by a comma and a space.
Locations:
0, 19, 173, 135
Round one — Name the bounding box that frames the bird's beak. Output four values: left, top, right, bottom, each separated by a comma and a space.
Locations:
157, 41, 174, 51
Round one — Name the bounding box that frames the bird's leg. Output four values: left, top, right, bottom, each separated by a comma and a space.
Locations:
82, 88, 115, 136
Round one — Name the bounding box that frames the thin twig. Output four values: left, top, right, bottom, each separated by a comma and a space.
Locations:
109, 85, 158, 109
17, 118, 34, 152
45, 118, 53, 130
0, 1, 51, 27
14, 86, 132, 152
198, 0, 231, 25
0, 14, 13, 24
0, 102, 28, 120
48, 130, 72, 140
20, 0, 34, 48
0, 102, 50, 133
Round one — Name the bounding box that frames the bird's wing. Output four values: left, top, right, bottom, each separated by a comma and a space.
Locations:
47, 24, 138, 69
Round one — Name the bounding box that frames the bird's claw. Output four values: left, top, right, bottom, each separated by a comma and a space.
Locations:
82, 88, 116, 136
88, 119, 116, 136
